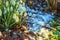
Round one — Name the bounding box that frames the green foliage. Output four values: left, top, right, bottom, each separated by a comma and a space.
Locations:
56, 26, 60, 31
0, 0, 27, 29
50, 18, 60, 27
58, 32, 60, 40
50, 19, 57, 27
49, 17, 60, 40
50, 18, 60, 40
49, 30, 58, 40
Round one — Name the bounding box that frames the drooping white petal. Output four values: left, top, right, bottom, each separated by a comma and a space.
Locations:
10, 0, 16, 6
5, 1, 9, 7
0, 9, 2, 16
13, 13, 19, 22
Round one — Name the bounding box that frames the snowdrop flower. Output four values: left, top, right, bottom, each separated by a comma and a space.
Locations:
20, 0, 23, 3
16, 5, 18, 9
7, 7, 9, 12
24, 12, 27, 17
22, 7, 26, 11
18, 7, 27, 17
16, 2, 20, 6
10, 0, 16, 6
10, 6, 13, 11
18, 6, 26, 12
20, 11, 24, 15
15, 11, 19, 15
20, 12, 27, 17
0, 9, 2, 16
13, 13, 19, 22
17, 5, 22, 12
4, 7, 7, 14
5, 1, 9, 7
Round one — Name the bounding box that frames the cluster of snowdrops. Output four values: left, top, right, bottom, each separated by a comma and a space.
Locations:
0, 0, 60, 40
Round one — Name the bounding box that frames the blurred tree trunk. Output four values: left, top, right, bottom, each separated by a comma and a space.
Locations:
57, 2, 60, 17
46, 0, 57, 12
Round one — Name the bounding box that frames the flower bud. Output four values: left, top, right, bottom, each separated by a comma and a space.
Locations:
0, 9, 2, 16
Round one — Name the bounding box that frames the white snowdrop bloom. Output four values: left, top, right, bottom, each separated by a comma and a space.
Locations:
24, 12, 27, 17
20, 11, 27, 17
0, 9, 2, 16
10, 0, 16, 6
18, 4, 26, 11
7, 7, 9, 12
22, 3, 25, 7
20, 0, 23, 3
16, 16, 19, 22
10, 6, 13, 11
17, 5, 22, 12
20, 7, 26, 12
16, 5, 18, 8
22, 7, 26, 11
16, 11, 19, 15
13, 13, 19, 22
4, 7, 7, 14
19, 7, 26, 16
17, 2, 20, 5
5, 1, 9, 7
20, 11, 24, 15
